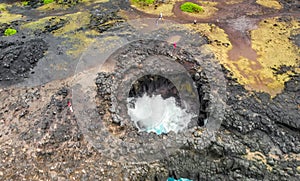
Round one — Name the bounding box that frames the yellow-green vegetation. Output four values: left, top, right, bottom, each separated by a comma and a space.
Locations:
239, 18, 298, 95
12, 1, 29, 6
180, 2, 203, 13
130, 0, 176, 17
21, 12, 90, 35
64, 30, 99, 57
38, 1, 66, 10
219, 17, 299, 96
248, 17, 299, 94
38, 0, 109, 11
256, 0, 282, 10
251, 17, 298, 95
55, 0, 85, 6
130, 0, 217, 18
187, 17, 299, 96
186, 23, 232, 63
22, 1, 29, 6
43, 0, 54, 4
4, 28, 17, 36
0, 3, 5, 11
21, 11, 98, 57
53, 12, 90, 36
181, 1, 218, 18
131, 0, 155, 6
39, 0, 78, 10
0, 3, 23, 24
21, 16, 56, 31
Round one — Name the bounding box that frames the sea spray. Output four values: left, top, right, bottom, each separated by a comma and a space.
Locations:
127, 94, 196, 134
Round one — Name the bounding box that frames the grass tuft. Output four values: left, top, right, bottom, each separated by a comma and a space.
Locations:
180, 2, 204, 13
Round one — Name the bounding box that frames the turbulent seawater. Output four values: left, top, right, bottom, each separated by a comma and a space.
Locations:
127, 94, 195, 134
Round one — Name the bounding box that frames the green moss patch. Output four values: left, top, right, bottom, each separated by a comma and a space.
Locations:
180, 2, 204, 13
43, 0, 54, 4
22, 1, 29, 6
4, 28, 17, 36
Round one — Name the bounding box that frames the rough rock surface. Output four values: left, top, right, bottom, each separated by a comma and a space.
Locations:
89, 6, 125, 33
0, 0, 299, 181
0, 38, 48, 85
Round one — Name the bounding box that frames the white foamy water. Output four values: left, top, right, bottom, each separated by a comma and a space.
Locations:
127, 94, 195, 134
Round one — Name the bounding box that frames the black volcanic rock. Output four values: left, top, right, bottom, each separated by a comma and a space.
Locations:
0, 39, 48, 85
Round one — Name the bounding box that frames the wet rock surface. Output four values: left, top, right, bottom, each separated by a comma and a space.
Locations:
0, 0, 300, 180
